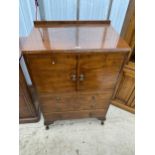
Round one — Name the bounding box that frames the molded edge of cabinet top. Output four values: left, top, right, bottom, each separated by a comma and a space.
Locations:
21, 21, 131, 53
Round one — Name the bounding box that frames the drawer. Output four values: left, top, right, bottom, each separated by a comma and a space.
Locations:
39, 91, 112, 113
43, 109, 107, 121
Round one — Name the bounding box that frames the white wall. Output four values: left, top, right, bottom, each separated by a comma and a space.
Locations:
19, 0, 40, 85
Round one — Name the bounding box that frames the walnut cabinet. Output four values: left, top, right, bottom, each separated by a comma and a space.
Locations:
22, 21, 130, 129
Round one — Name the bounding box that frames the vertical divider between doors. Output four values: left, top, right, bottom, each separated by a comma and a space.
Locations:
76, 54, 80, 91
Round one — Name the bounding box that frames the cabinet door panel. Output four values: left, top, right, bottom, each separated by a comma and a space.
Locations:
25, 53, 77, 94
79, 53, 125, 92
116, 72, 134, 103
111, 62, 135, 113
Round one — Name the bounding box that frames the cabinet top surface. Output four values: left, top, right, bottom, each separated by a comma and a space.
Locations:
21, 21, 130, 53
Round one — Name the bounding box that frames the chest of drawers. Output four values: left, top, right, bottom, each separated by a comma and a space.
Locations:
22, 21, 130, 129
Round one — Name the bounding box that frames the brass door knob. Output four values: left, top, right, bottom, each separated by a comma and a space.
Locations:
71, 74, 76, 81
52, 60, 55, 64
79, 74, 84, 81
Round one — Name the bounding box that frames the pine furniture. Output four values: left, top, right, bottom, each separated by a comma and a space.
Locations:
111, 62, 135, 113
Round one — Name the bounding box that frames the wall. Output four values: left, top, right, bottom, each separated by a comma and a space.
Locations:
19, 0, 40, 85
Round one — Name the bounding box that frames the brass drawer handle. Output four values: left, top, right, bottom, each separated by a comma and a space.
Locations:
71, 74, 76, 81
79, 74, 84, 81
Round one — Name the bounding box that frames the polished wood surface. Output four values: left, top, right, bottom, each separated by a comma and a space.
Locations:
25, 53, 76, 94
24, 52, 128, 125
22, 21, 130, 128
111, 62, 135, 113
78, 53, 125, 92
24, 53, 126, 94
34, 20, 111, 27
19, 65, 40, 123
21, 21, 130, 53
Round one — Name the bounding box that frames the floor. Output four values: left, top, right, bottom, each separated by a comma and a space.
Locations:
19, 105, 135, 155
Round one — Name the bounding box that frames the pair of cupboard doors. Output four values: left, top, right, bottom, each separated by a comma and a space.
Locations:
25, 52, 126, 94
24, 52, 127, 125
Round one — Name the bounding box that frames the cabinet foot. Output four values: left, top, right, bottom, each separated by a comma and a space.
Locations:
98, 117, 106, 125
44, 121, 54, 130
101, 120, 104, 125
45, 125, 49, 130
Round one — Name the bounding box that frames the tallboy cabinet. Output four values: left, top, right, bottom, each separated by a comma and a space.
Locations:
22, 21, 130, 129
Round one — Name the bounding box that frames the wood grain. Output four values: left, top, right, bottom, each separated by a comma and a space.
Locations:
22, 21, 130, 126
111, 62, 135, 113
39, 91, 112, 113
21, 21, 130, 53
19, 65, 40, 123
34, 20, 111, 27
44, 109, 107, 124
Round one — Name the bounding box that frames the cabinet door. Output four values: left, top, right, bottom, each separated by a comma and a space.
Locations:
25, 53, 77, 94
78, 53, 125, 93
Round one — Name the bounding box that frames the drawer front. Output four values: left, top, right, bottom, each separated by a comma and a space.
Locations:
79, 53, 125, 92
40, 91, 112, 113
44, 109, 107, 121
25, 53, 77, 93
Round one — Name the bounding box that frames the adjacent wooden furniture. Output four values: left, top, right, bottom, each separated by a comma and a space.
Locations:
111, 62, 135, 113
121, 0, 135, 62
19, 59, 40, 123
112, 0, 135, 113
21, 21, 130, 129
